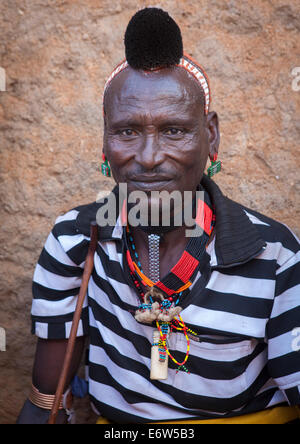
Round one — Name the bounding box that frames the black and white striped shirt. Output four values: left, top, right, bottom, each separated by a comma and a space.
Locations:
31, 175, 300, 422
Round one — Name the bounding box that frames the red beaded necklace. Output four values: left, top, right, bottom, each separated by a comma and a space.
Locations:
125, 194, 215, 376
126, 197, 215, 303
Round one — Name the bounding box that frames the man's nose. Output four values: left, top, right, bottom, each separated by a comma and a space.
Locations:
135, 134, 164, 170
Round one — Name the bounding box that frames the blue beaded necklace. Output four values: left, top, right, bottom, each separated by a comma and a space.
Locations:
127, 226, 183, 306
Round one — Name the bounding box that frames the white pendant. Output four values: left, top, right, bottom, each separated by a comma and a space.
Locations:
150, 329, 168, 380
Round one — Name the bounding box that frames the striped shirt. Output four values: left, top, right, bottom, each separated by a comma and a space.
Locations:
31, 175, 300, 423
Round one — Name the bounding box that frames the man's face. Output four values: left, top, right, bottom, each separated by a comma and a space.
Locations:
103, 67, 218, 210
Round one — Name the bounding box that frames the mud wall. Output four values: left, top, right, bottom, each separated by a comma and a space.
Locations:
0, 0, 299, 423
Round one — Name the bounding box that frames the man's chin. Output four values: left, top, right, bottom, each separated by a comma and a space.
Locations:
127, 195, 179, 228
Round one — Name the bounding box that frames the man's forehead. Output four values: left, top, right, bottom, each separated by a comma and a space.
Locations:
104, 66, 205, 116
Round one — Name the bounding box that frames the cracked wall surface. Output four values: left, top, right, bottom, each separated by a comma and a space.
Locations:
0, 0, 299, 423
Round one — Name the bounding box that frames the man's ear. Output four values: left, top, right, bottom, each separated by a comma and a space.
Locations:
102, 115, 107, 157
205, 111, 220, 158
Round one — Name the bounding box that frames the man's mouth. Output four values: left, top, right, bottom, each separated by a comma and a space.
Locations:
128, 175, 174, 190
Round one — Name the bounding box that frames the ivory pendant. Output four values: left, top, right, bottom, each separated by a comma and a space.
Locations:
150, 330, 168, 380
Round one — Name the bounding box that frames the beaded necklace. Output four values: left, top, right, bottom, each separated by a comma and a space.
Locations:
126, 197, 215, 299
125, 194, 216, 377
127, 228, 189, 373
127, 226, 184, 306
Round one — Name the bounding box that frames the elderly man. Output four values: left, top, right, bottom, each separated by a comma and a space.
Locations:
18, 8, 300, 424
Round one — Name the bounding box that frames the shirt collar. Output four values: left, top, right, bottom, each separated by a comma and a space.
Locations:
75, 174, 266, 267
201, 175, 266, 267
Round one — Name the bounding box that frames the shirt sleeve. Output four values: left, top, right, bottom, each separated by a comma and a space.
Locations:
31, 209, 90, 340
267, 232, 300, 405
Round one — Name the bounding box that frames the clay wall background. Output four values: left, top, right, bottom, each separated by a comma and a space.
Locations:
0, 0, 299, 423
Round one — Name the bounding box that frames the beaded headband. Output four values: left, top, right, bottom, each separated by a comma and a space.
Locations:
103, 8, 211, 115
103, 54, 211, 115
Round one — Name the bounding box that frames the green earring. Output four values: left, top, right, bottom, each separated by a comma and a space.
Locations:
207, 154, 222, 177
101, 153, 111, 177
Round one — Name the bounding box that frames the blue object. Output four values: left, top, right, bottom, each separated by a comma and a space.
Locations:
71, 375, 89, 398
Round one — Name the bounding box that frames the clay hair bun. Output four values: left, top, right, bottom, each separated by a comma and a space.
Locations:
124, 7, 183, 70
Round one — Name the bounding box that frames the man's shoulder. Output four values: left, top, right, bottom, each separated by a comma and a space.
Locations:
232, 199, 299, 255
47, 202, 100, 265
52, 201, 101, 238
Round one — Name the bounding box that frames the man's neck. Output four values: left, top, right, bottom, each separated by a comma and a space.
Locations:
132, 223, 188, 248
129, 224, 189, 280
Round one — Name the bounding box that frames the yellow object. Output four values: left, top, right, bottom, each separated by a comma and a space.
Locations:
96, 406, 300, 424
97, 416, 113, 424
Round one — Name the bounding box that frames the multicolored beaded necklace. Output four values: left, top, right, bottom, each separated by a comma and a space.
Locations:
126, 193, 216, 376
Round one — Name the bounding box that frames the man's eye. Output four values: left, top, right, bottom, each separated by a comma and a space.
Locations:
164, 128, 184, 136
121, 129, 136, 136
